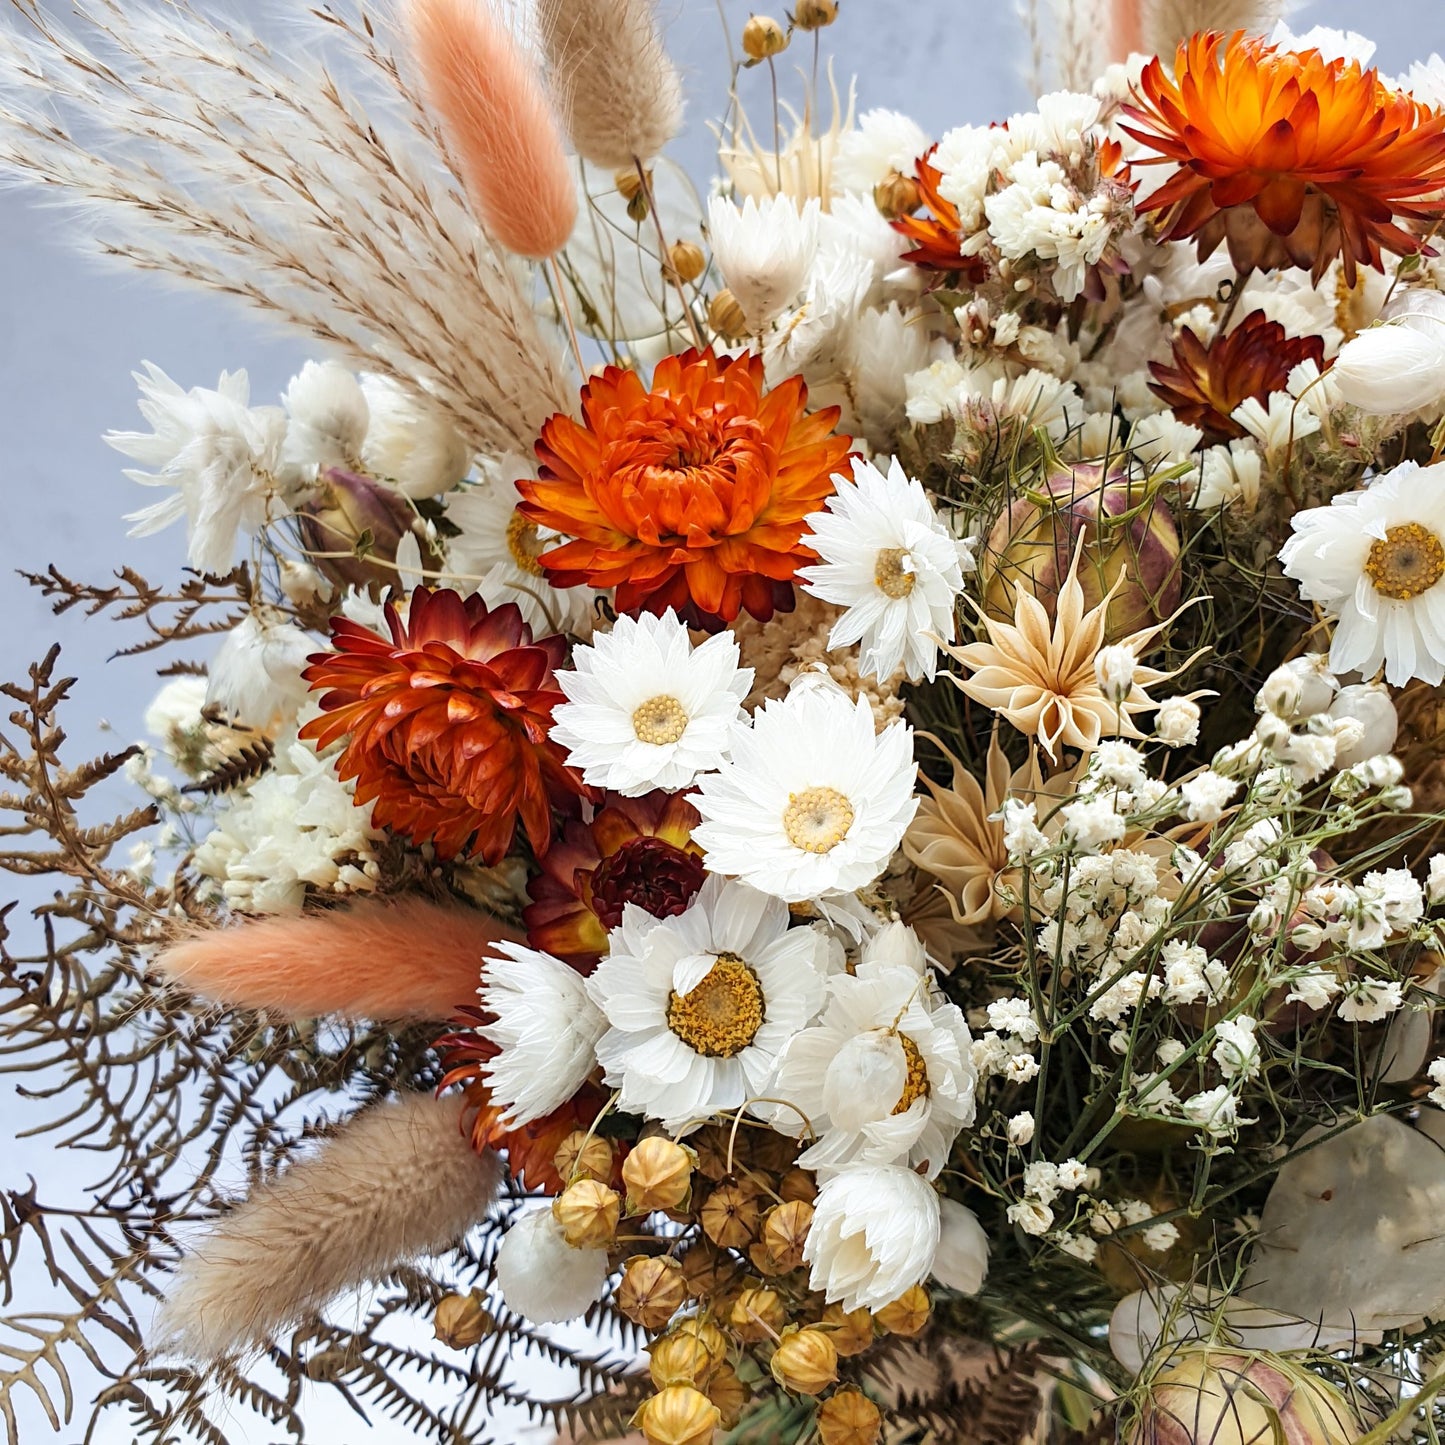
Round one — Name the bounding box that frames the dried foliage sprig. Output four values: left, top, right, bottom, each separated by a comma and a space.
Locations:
0, 0, 573, 457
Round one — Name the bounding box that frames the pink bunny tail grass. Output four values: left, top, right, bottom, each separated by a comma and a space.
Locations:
403, 0, 577, 260
152, 1094, 501, 1362
155, 895, 523, 1022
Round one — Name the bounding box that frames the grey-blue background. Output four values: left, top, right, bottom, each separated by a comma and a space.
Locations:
0, 1, 1433, 1440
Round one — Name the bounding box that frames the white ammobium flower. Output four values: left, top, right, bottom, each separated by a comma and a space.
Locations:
1280, 462, 1445, 686
205, 611, 315, 730
495, 1207, 609, 1324
769, 923, 976, 1179
587, 875, 828, 1133
281, 359, 369, 473
110, 363, 295, 577
477, 944, 606, 1128
798, 457, 972, 683
691, 682, 918, 903
706, 193, 820, 332
831, 107, 931, 195
933, 1198, 989, 1295
551, 611, 753, 796
359, 374, 471, 499
1331, 293, 1445, 416
803, 1163, 941, 1312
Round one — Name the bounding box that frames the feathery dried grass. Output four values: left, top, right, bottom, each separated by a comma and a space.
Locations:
153, 1094, 501, 1362
402, 0, 577, 259
537, 0, 683, 169
0, 0, 573, 456
1136, 0, 1291, 58
155, 895, 522, 1022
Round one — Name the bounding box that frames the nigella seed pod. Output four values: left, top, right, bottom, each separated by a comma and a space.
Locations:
553, 1129, 616, 1185
432, 1289, 494, 1348
632, 1384, 722, 1445
618, 1255, 688, 1330
769, 1327, 839, 1394
296, 467, 427, 594
552, 1178, 621, 1248
704, 1361, 750, 1428
649, 1329, 718, 1389
623, 1136, 696, 1214
761, 1199, 814, 1271
1129, 1349, 1361, 1445
872, 1283, 931, 1337
741, 15, 788, 60
730, 1285, 786, 1341
817, 1386, 884, 1445
819, 1301, 874, 1357
980, 461, 1182, 643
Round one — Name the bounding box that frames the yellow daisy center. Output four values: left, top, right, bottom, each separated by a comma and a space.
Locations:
666, 954, 764, 1058
874, 547, 916, 599
892, 1034, 930, 1115
783, 786, 855, 854
1364, 522, 1445, 600
506, 509, 547, 577
632, 694, 689, 745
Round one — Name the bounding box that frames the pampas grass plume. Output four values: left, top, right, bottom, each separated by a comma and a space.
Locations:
155, 896, 522, 1021
537, 0, 683, 169
1136, 0, 1291, 59
402, 0, 577, 259
154, 1094, 500, 1361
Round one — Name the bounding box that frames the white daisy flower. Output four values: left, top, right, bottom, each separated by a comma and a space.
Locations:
1280, 462, 1445, 686
692, 682, 918, 903
798, 457, 971, 683
587, 875, 829, 1133
477, 943, 607, 1128
706, 193, 820, 333
769, 923, 977, 1179
550, 611, 753, 796
803, 1163, 941, 1312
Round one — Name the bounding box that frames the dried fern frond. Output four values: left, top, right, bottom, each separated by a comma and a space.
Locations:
0, 0, 573, 457
153, 1094, 501, 1362
538, 0, 683, 170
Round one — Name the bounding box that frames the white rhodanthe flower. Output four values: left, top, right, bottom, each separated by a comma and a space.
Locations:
359, 373, 471, 499
933, 1198, 990, 1296
769, 924, 976, 1179
109, 363, 295, 577
586, 875, 828, 1133
804, 1163, 941, 1312
692, 682, 918, 903
281, 359, 369, 473
799, 456, 971, 683
831, 107, 931, 195
206, 611, 314, 730
1331, 303, 1445, 416
1280, 462, 1445, 686
551, 610, 753, 796
706, 193, 820, 333
494, 1207, 609, 1324
477, 944, 606, 1128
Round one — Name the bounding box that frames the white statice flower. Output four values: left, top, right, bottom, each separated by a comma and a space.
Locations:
442, 467, 594, 636
495, 1207, 609, 1324
1285, 966, 1342, 1011
1000, 799, 1049, 861
1179, 770, 1239, 823
707, 193, 820, 332
1058, 1233, 1099, 1263
987, 997, 1040, 1044
1428, 1058, 1445, 1108
281, 360, 369, 473
587, 875, 827, 1132
692, 683, 917, 902
1061, 797, 1127, 853
1161, 940, 1228, 1007
798, 457, 971, 683
1089, 970, 1159, 1024
1212, 1016, 1261, 1081
1007, 1112, 1036, 1146
359, 374, 471, 498
477, 944, 607, 1128
1338, 978, 1405, 1023
550, 611, 751, 796
770, 929, 976, 1179
205, 611, 315, 731
1141, 1221, 1181, 1253
109, 363, 296, 577
933, 1198, 989, 1295
803, 1163, 941, 1312
1281, 463, 1445, 686
1154, 697, 1201, 747
831, 108, 931, 195
192, 726, 381, 913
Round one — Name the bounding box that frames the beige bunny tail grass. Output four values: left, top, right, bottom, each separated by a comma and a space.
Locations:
537, 0, 683, 169
152, 1094, 500, 1362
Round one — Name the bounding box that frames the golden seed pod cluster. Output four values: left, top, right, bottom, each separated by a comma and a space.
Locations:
741, 15, 788, 61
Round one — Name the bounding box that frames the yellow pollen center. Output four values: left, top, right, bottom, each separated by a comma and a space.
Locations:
506, 509, 546, 577
666, 954, 764, 1058
1364, 522, 1445, 600
874, 547, 916, 599
783, 786, 855, 854
892, 1034, 930, 1115
632, 694, 689, 745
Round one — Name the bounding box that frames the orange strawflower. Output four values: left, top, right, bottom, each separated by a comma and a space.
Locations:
300, 588, 585, 864
892, 146, 991, 278
516, 349, 852, 628
1125, 31, 1445, 284
1148, 310, 1326, 444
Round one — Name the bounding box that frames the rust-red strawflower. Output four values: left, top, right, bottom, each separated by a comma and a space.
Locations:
892, 146, 992, 279
1124, 31, 1445, 284
1148, 310, 1327, 444
523, 792, 703, 969
300, 588, 585, 864
515, 349, 852, 629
